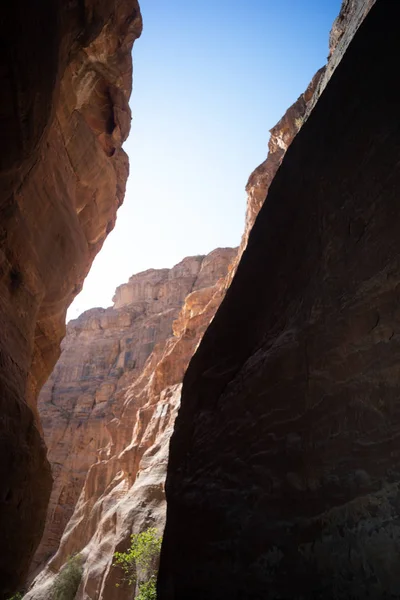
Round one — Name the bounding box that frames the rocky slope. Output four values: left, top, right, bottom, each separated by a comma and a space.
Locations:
0, 1, 141, 596
159, 2, 400, 599
26, 248, 236, 598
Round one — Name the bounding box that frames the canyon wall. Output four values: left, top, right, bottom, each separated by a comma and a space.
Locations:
0, 1, 141, 596
159, 1, 400, 598
231, 0, 375, 275
26, 249, 236, 599
15, 0, 380, 597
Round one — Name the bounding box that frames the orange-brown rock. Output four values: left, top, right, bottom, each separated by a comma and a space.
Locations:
160, 2, 400, 599
232, 0, 376, 279
0, 1, 141, 596
305, 0, 376, 119
26, 249, 236, 599
239, 67, 324, 259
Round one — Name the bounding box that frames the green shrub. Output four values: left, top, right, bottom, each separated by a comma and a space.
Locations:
7, 594, 24, 600
137, 575, 157, 600
51, 554, 83, 600
113, 527, 162, 597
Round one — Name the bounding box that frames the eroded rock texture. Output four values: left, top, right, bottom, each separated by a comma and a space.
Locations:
26, 249, 236, 599
160, 1, 400, 598
0, 1, 141, 596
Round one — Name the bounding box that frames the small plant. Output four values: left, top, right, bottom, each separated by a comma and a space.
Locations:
51, 554, 83, 600
136, 575, 157, 600
294, 116, 304, 130
7, 593, 24, 600
113, 527, 162, 597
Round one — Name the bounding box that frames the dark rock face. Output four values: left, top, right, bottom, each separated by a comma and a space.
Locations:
159, 2, 400, 599
0, 1, 141, 596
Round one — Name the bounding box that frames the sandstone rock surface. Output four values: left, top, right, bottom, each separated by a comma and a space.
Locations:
0, 1, 141, 596
231, 0, 376, 278
160, 2, 400, 598
26, 249, 236, 599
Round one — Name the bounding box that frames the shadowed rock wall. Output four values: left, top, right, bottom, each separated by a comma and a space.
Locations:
159, 2, 400, 598
0, 1, 141, 596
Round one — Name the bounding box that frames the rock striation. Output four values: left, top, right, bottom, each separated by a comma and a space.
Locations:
159, 1, 400, 599
26, 249, 236, 599
0, 1, 141, 596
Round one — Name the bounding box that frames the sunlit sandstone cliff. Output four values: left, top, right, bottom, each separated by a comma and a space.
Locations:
0, 1, 141, 596
26, 249, 236, 598
160, 1, 400, 599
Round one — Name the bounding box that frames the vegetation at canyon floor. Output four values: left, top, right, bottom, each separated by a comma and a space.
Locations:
7, 554, 83, 600
51, 554, 83, 600
113, 527, 162, 599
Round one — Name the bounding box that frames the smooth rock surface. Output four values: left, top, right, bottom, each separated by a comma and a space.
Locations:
0, 1, 141, 595
160, 2, 400, 598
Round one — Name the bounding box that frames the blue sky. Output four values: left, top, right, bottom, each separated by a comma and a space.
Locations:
68, 0, 341, 319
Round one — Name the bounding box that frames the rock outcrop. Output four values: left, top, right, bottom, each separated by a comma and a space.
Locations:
159, 2, 400, 598
0, 1, 141, 596
232, 0, 376, 274
26, 249, 236, 599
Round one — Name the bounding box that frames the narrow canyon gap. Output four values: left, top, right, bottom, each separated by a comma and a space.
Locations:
0, 1, 141, 596
159, 1, 400, 598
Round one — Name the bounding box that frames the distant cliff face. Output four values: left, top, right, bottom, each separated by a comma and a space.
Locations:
159, 2, 400, 599
0, 1, 141, 595
26, 248, 236, 599
29, 255, 204, 574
